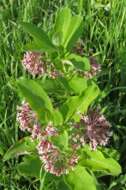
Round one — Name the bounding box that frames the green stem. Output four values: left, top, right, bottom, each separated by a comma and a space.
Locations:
78, 0, 83, 15
39, 168, 46, 190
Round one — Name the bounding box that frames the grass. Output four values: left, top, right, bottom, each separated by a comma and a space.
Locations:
0, 0, 126, 189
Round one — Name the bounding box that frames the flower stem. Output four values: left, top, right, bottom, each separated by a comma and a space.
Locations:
39, 168, 46, 190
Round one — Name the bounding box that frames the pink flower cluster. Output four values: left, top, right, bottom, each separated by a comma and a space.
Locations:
82, 110, 111, 150
22, 51, 44, 75
17, 101, 110, 175
45, 124, 58, 136
38, 139, 79, 176
17, 103, 79, 176
17, 102, 36, 132
37, 124, 79, 176
37, 140, 67, 176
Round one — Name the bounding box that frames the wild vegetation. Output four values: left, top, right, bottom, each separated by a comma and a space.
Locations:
0, 0, 126, 189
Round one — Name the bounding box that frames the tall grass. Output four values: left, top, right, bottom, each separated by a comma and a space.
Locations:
0, 0, 126, 189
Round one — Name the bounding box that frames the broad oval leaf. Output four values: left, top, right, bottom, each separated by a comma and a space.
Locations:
17, 78, 54, 122
64, 166, 97, 190
63, 15, 83, 50
60, 95, 81, 122
17, 154, 41, 178
54, 7, 72, 45
52, 109, 64, 126
68, 75, 87, 94
60, 81, 100, 122
22, 22, 55, 52
73, 81, 100, 121
3, 137, 36, 161
80, 146, 122, 176
24, 40, 46, 52
67, 54, 90, 71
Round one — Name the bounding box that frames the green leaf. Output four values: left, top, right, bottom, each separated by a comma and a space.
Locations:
51, 130, 68, 150
67, 54, 90, 71
17, 78, 54, 122
3, 137, 36, 161
64, 15, 83, 50
60, 95, 82, 122
60, 81, 99, 122
40, 77, 71, 95
54, 7, 72, 45
52, 32, 63, 47
24, 40, 45, 52
68, 75, 87, 94
52, 109, 64, 126
81, 146, 122, 176
22, 22, 55, 52
17, 154, 41, 178
73, 81, 100, 121
64, 166, 97, 190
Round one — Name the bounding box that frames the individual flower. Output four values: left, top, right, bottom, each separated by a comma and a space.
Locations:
31, 124, 42, 140
22, 51, 44, 75
81, 110, 111, 150
68, 154, 79, 168
17, 101, 36, 132
45, 123, 58, 137
71, 132, 85, 150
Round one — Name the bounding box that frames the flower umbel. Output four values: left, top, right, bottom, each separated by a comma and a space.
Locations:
37, 140, 68, 176
82, 110, 111, 150
22, 51, 44, 75
37, 137, 79, 176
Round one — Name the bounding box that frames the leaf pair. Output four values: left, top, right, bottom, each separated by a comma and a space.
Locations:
53, 7, 83, 49
60, 80, 100, 122
22, 7, 83, 53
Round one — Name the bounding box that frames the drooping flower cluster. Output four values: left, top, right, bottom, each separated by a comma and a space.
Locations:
38, 140, 67, 176
37, 138, 79, 176
17, 106, 79, 176
22, 51, 44, 75
81, 110, 111, 150
37, 124, 79, 176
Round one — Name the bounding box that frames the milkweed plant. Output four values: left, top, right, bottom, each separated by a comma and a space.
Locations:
4, 6, 121, 190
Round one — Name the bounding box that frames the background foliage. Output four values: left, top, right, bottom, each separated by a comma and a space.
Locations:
0, 0, 126, 189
